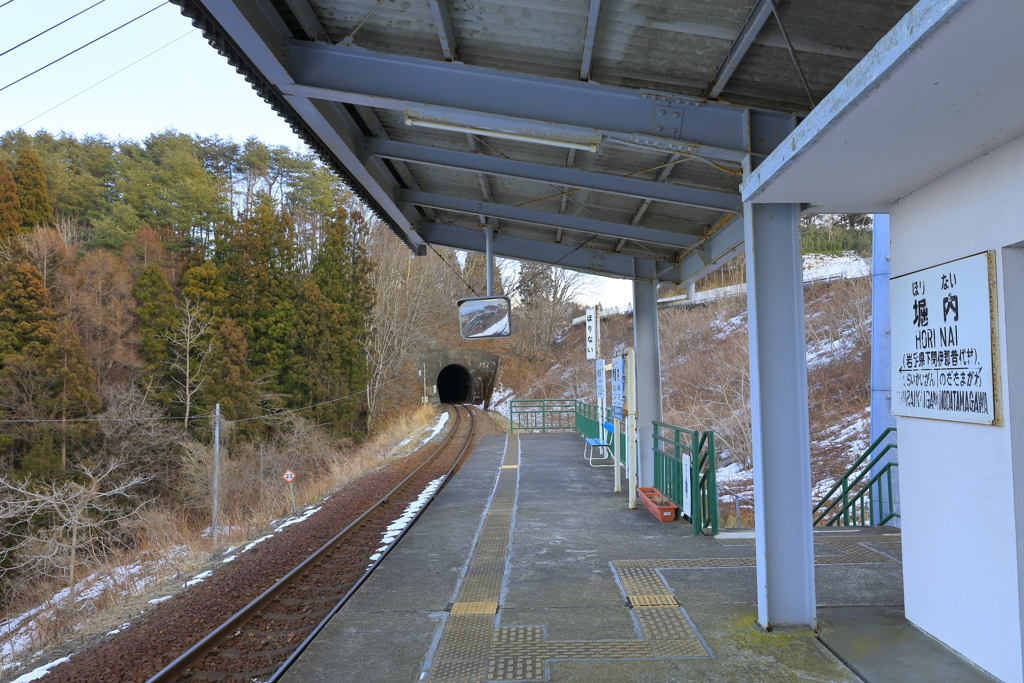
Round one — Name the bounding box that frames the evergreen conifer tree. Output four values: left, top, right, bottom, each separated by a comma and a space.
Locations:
133, 264, 178, 369
13, 150, 53, 227
0, 163, 21, 242
0, 263, 99, 471
200, 317, 257, 422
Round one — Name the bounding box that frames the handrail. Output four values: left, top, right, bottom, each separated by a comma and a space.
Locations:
653, 420, 718, 535
812, 426, 898, 526
509, 399, 577, 433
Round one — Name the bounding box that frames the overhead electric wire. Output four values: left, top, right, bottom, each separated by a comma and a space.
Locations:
0, 1, 167, 95
0, 369, 419, 425
0, 0, 106, 59
0, 0, 17, 9
18, 29, 195, 129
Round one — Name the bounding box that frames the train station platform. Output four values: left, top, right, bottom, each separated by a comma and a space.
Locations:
280, 433, 995, 683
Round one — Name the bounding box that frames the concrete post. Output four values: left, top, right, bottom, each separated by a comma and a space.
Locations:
744, 202, 816, 630
870, 214, 899, 525
632, 280, 663, 489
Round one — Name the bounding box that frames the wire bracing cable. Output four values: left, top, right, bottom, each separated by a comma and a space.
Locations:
0, 0, 106, 59
0, 2, 167, 94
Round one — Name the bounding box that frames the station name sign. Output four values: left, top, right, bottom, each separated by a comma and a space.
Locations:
891, 251, 999, 425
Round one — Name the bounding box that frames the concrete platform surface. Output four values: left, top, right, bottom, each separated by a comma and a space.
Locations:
279, 432, 989, 683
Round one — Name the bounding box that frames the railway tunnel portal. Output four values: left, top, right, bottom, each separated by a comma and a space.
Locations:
425, 349, 500, 408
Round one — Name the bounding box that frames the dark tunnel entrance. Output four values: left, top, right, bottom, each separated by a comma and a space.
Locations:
437, 364, 473, 403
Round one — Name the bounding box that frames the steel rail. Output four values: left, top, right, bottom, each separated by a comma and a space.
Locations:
268, 404, 476, 681
146, 404, 476, 683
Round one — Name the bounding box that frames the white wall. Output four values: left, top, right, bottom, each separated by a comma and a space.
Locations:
890, 133, 1024, 683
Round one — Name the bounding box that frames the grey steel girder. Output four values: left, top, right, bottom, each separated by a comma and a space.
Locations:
426, 0, 458, 61
366, 138, 741, 212
400, 190, 700, 249
417, 221, 668, 281
580, 0, 602, 80
280, 40, 795, 159
706, 0, 773, 100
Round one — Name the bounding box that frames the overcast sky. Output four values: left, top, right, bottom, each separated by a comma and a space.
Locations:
0, 0, 634, 307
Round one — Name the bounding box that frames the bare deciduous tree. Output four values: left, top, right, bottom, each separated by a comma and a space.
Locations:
0, 463, 149, 610
160, 298, 214, 428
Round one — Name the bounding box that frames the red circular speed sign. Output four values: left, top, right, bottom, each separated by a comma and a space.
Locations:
282, 469, 296, 483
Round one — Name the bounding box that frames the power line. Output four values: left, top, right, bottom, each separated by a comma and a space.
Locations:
0, 0, 17, 8
428, 243, 480, 297
0, 2, 167, 95
232, 369, 419, 423
18, 29, 195, 129
0, 369, 419, 425
0, 0, 107, 59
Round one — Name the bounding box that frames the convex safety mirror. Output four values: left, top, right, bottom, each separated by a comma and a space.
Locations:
458, 296, 513, 339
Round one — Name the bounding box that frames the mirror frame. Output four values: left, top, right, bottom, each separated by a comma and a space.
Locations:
457, 295, 513, 340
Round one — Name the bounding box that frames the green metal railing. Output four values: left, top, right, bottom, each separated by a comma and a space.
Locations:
653, 421, 718, 535
812, 427, 899, 526
509, 399, 577, 432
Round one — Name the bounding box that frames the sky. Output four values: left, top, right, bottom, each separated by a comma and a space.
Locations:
0, 0, 634, 308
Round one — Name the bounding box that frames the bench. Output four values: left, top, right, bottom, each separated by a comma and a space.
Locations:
583, 421, 616, 467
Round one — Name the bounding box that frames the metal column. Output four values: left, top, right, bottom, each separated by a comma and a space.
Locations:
869, 214, 899, 524
484, 223, 495, 296
744, 202, 816, 630
633, 280, 663, 489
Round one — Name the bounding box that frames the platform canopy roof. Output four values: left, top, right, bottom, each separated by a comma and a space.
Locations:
742, 0, 1024, 213
174, 0, 915, 283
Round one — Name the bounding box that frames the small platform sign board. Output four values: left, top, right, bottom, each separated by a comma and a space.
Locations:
891, 251, 999, 425
282, 469, 296, 483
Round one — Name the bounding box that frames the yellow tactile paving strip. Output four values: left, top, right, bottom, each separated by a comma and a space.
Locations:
423, 438, 897, 682
423, 435, 710, 683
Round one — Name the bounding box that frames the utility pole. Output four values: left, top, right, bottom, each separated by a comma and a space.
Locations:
212, 403, 221, 544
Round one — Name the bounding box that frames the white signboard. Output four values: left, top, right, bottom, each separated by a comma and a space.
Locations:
891, 252, 998, 425
682, 453, 692, 515
585, 308, 600, 359
595, 359, 606, 400
610, 355, 626, 419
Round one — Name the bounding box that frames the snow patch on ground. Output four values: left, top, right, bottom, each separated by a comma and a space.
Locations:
147, 596, 172, 605
368, 476, 445, 566
802, 253, 870, 281
417, 413, 449, 448
183, 571, 213, 588
0, 554, 179, 663
273, 506, 323, 532
9, 655, 72, 682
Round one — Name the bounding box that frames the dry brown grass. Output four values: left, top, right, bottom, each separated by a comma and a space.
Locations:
0, 404, 441, 671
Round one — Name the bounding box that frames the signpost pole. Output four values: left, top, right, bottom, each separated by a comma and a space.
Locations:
289, 481, 296, 512
212, 403, 221, 544
618, 352, 634, 507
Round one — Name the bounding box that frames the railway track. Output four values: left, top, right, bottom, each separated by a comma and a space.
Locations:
146, 404, 477, 683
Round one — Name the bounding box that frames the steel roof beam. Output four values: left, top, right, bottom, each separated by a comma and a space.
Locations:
280, 40, 794, 159
418, 221, 653, 281
401, 190, 701, 249
580, 0, 602, 80
191, 0, 423, 252
706, 0, 773, 100
427, 0, 458, 61
281, 0, 330, 42
366, 138, 740, 212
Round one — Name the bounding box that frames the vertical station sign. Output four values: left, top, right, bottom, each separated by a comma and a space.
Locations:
585, 308, 600, 360
891, 251, 998, 425
595, 359, 605, 401
610, 354, 627, 419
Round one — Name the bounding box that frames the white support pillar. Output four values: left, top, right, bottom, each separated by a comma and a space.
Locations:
633, 280, 663, 489
744, 202, 816, 630
869, 213, 899, 525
